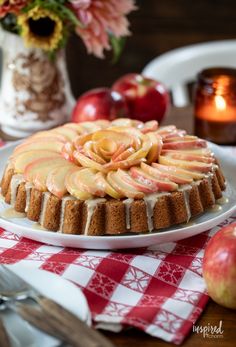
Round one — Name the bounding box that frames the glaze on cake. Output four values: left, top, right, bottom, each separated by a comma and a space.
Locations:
0, 119, 226, 235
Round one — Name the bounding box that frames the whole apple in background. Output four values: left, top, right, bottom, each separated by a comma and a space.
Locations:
112, 73, 170, 123
203, 222, 236, 309
71, 87, 128, 123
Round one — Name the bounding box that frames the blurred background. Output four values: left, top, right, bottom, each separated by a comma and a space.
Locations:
66, 0, 236, 97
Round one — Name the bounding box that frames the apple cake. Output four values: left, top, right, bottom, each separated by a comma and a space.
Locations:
0, 118, 226, 236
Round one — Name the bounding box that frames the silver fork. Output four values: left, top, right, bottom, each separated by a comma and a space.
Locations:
0, 265, 64, 346
0, 266, 36, 302
0, 265, 115, 347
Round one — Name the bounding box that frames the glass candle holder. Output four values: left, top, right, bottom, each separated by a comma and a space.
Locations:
194, 67, 236, 145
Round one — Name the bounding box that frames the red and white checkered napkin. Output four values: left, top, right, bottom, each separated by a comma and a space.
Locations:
0, 213, 235, 344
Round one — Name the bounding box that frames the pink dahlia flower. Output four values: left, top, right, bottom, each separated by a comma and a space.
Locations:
0, 0, 28, 18
69, 0, 136, 58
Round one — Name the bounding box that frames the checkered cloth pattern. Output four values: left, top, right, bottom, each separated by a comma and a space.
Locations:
0, 214, 235, 344
0, 144, 235, 344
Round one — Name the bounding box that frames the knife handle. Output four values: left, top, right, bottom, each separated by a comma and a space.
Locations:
36, 297, 115, 347
0, 319, 11, 347
15, 303, 65, 343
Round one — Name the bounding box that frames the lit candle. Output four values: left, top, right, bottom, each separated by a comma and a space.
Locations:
194, 68, 236, 144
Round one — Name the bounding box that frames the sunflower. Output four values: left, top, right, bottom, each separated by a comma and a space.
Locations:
17, 6, 63, 52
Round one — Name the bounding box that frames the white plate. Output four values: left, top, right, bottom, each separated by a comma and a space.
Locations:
0, 142, 236, 250
1, 264, 91, 347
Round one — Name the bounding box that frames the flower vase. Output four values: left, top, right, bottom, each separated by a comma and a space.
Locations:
0, 29, 75, 138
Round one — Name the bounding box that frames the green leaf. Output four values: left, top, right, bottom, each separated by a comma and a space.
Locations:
109, 35, 126, 64
0, 14, 19, 34
57, 5, 83, 27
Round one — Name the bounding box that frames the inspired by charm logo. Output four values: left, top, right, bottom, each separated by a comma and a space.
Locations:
193, 320, 224, 338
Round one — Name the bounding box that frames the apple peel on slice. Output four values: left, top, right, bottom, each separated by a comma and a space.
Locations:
118, 169, 154, 194
74, 133, 93, 148
163, 135, 198, 143
65, 169, 93, 200
95, 172, 123, 199
163, 129, 186, 139
154, 161, 205, 180
13, 140, 65, 155
108, 127, 142, 150
163, 138, 207, 150
162, 151, 215, 163
112, 147, 135, 162
95, 138, 118, 160
61, 142, 76, 162
159, 155, 212, 173
130, 166, 178, 192
12, 150, 61, 174
67, 168, 105, 198
83, 141, 107, 164
146, 133, 163, 163
140, 162, 192, 185
73, 150, 105, 172
156, 125, 177, 136
161, 148, 213, 156
127, 134, 152, 161
140, 120, 158, 134
111, 143, 127, 161
107, 171, 144, 199
24, 157, 70, 191
103, 157, 146, 172
150, 163, 193, 184
46, 165, 78, 199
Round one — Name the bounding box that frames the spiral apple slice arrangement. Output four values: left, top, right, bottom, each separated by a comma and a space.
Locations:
66, 125, 214, 200
9, 118, 216, 201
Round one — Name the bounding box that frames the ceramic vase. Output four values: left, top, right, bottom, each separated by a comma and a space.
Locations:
0, 29, 75, 138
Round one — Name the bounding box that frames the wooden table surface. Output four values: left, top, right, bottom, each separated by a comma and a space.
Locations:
0, 107, 235, 346
103, 106, 236, 347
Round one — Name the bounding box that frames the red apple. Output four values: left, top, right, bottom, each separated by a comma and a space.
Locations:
112, 73, 170, 123
203, 222, 236, 309
71, 87, 128, 123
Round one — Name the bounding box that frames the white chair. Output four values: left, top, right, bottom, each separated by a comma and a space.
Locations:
142, 40, 236, 107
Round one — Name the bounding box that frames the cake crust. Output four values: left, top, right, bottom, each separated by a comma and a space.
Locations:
1, 167, 225, 236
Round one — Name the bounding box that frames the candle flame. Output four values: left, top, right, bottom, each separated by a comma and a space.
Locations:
215, 95, 226, 111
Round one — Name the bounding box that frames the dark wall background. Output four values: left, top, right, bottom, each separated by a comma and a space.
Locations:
66, 0, 236, 98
